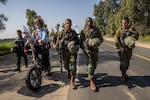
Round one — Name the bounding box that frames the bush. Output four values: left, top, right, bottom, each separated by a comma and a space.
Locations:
139, 35, 150, 42
0, 40, 15, 56
135, 24, 150, 36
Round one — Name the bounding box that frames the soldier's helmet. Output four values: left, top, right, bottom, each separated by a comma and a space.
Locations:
88, 38, 101, 48
67, 41, 79, 54
124, 36, 136, 49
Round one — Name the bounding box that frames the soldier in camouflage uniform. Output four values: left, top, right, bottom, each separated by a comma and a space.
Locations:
56, 19, 79, 89
115, 17, 139, 82
80, 17, 103, 91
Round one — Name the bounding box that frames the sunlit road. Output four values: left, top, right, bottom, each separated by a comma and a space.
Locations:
0, 49, 69, 100
0, 39, 150, 100
67, 39, 150, 100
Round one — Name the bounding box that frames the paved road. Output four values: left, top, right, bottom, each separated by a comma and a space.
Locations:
67, 39, 150, 100
0, 39, 150, 100
0, 49, 69, 100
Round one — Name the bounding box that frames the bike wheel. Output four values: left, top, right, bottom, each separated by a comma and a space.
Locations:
25, 67, 42, 90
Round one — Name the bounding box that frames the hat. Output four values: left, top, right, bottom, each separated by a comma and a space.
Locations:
67, 41, 79, 54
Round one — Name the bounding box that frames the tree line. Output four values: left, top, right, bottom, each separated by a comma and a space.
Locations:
93, 0, 150, 36
0, 0, 8, 32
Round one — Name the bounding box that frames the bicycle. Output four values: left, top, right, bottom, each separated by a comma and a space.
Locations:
23, 28, 51, 91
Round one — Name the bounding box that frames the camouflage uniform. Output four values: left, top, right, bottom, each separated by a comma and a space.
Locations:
80, 26, 103, 79
115, 27, 139, 73
56, 29, 79, 78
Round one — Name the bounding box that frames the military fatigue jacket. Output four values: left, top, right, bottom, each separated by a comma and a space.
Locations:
115, 27, 139, 49
56, 29, 79, 49
80, 26, 103, 48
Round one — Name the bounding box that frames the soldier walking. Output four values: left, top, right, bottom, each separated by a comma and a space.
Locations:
56, 19, 79, 89
115, 17, 139, 82
80, 17, 103, 91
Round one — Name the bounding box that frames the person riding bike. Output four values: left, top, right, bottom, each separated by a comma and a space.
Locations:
33, 16, 51, 76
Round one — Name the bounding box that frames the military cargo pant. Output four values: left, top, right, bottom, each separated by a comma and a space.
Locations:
86, 48, 98, 80
62, 50, 77, 77
118, 48, 132, 73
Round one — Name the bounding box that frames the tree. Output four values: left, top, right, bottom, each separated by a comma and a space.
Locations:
26, 9, 37, 33
93, 0, 150, 35
0, 0, 8, 32
55, 23, 60, 34
119, 0, 150, 34
25, 9, 49, 35
49, 27, 55, 41
0, 0, 7, 4
93, 1, 106, 34
93, 0, 119, 35
61, 23, 64, 29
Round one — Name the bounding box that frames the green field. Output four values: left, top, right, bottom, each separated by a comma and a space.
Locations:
0, 40, 15, 56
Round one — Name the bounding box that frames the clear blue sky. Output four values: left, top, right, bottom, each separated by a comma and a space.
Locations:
0, 0, 99, 39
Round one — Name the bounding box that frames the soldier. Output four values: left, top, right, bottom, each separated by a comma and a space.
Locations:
115, 17, 139, 82
80, 17, 103, 91
56, 19, 79, 89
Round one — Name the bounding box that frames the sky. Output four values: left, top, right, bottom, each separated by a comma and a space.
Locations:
0, 0, 99, 39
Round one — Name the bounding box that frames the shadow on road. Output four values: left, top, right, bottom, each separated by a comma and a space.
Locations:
76, 73, 150, 90
0, 69, 16, 73
17, 84, 60, 98
52, 71, 69, 85
0, 72, 25, 94
97, 74, 150, 89
77, 73, 107, 89
77, 50, 119, 67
